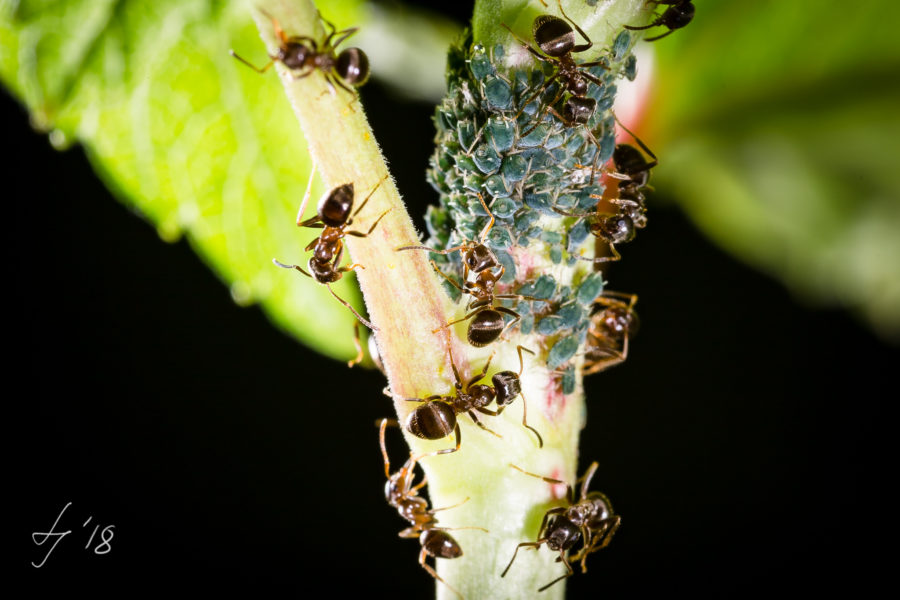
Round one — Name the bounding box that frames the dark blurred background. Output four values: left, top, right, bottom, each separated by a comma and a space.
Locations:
12, 2, 897, 597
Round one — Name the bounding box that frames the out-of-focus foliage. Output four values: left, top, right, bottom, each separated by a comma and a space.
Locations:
0, 0, 457, 360
647, 0, 900, 340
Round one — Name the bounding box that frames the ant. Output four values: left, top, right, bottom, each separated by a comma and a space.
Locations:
230, 10, 369, 93
557, 118, 657, 264
273, 173, 390, 330
502, 1, 609, 153
395, 343, 542, 454
501, 461, 621, 592
625, 1, 696, 42
400, 194, 533, 347
584, 292, 639, 375
378, 419, 483, 599
398, 193, 501, 287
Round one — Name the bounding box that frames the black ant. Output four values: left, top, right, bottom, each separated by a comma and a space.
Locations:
393, 342, 543, 454
273, 174, 390, 330
502, 1, 609, 121
401, 195, 533, 347
501, 461, 621, 592
502, 1, 609, 166
557, 119, 657, 264
398, 193, 501, 287
378, 419, 484, 599
584, 292, 638, 375
625, 1, 695, 42
230, 10, 369, 93
434, 263, 535, 347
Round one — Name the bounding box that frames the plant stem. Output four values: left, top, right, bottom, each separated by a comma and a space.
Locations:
253, 0, 649, 598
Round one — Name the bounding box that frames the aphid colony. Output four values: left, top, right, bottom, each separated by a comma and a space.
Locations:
231, 1, 687, 595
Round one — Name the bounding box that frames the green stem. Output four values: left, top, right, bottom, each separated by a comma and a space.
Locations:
253, 1, 649, 598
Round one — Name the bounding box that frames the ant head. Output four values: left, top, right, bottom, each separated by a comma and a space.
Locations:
465, 243, 499, 273
664, 1, 696, 30
318, 183, 354, 227
335, 47, 370, 87
279, 41, 312, 70
546, 515, 581, 551
533, 15, 575, 57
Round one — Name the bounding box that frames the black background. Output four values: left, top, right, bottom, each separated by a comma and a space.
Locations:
12, 2, 896, 596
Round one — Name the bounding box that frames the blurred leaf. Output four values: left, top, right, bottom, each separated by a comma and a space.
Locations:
0, 0, 455, 360
648, 0, 900, 340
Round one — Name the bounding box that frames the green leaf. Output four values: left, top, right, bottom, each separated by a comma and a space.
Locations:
0, 0, 455, 360
649, 0, 900, 340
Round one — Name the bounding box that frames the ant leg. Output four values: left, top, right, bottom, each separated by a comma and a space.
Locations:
552, 206, 594, 218
596, 291, 639, 309
257, 8, 288, 45
519, 390, 544, 448
330, 27, 359, 50
500, 23, 553, 65
519, 83, 567, 138
350, 174, 389, 219
346, 208, 392, 238
430, 496, 470, 514
347, 322, 364, 368
326, 71, 356, 95
325, 284, 378, 331
432, 307, 480, 334
510, 464, 576, 505
272, 259, 312, 278
501, 541, 545, 577
575, 242, 621, 264
423, 423, 461, 456
229, 51, 275, 74
572, 515, 621, 572
466, 349, 497, 388
418, 548, 464, 600
378, 418, 393, 477
537, 551, 575, 592
557, 0, 594, 53
624, 17, 664, 32
468, 411, 503, 439
493, 306, 522, 339
645, 29, 677, 42
576, 461, 599, 499
516, 345, 536, 376
297, 216, 325, 229
475, 193, 496, 244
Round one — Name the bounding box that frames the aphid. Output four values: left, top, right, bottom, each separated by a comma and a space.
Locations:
584, 291, 639, 375
398, 193, 501, 284
378, 419, 479, 599
273, 174, 390, 330
625, 0, 696, 42
230, 10, 369, 93
501, 461, 621, 591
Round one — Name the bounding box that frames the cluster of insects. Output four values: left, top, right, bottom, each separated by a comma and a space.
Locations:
229, 0, 687, 594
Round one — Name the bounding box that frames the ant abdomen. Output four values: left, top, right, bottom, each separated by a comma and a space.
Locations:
406, 402, 457, 441
336, 48, 370, 86
319, 183, 354, 226
420, 529, 463, 560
